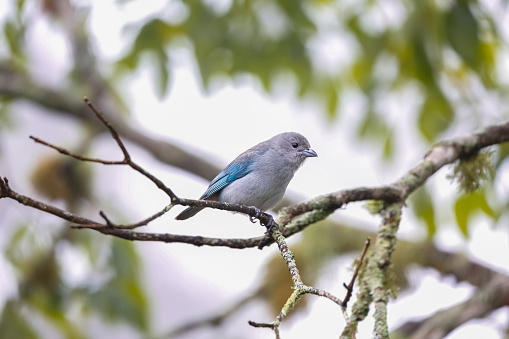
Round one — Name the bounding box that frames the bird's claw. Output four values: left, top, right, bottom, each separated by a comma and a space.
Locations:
249, 207, 262, 223
249, 207, 279, 233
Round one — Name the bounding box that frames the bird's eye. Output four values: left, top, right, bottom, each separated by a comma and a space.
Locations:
291, 142, 299, 148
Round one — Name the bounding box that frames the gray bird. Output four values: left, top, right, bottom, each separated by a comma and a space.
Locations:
175, 132, 317, 221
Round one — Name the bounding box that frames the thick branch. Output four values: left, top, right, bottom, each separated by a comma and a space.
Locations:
279, 121, 509, 224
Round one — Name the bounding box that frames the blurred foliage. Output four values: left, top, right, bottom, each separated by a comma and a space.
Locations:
30, 155, 92, 205
411, 186, 436, 237
1, 0, 509, 336
1, 223, 149, 337
117, 0, 502, 142
454, 189, 496, 236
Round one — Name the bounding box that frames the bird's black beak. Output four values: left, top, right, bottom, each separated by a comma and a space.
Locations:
302, 148, 318, 157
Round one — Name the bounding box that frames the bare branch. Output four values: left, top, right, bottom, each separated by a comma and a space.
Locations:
342, 237, 371, 308
0, 177, 101, 226
29, 136, 125, 165
3, 95, 509, 338
0, 65, 221, 181
83, 97, 131, 161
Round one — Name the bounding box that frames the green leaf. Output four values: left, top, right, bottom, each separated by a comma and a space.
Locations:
412, 187, 436, 237
357, 110, 388, 141
445, 1, 480, 70
117, 19, 175, 97
418, 87, 454, 142
326, 82, 339, 118
383, 132, 393, 159
454, 190, 495, 237
0, 301, 39, 339
88, 240, 148, 330
496, 143, 509, 168
4, 20, 24, 59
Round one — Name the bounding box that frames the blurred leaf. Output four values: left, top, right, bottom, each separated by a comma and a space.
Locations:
29, 290, 84, 339
410, 29, 436, 86
412, 186, 436, 237
418, 87, 454, 142
0, 301, 39, 339
351, 55, 375, 91
16, 0, 27, 12
478, 40, 497, 88
445, 0, 480, 70
0, 98, 14, 130
496, 143, 509, 168
89, 240, 148, 330
326, 82, 339, 118
454, 190, 495, 237
4, 20, 25, 60
383, 132, 393, 159
5, 224, 42, 272
358, 110, 388, 141
118, 19, 175, 97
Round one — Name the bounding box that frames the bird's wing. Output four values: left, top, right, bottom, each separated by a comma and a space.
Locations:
200, 161, 253, 200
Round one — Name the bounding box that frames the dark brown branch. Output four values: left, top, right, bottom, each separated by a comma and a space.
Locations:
342, 237, 371, 307
15, 96, 509, 250
83, 97, 134, 163
248, 321, 280, 339
30, 98, 282, 226
29, 136, 124, 165
73, 205, 174, 230
30, 97, 180, 199
0, 177, 101, 225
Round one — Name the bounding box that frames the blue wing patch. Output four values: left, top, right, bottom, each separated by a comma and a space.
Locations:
200, 161, 253, 199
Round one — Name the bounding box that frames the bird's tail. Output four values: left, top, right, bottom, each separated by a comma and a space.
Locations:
175, 206, 205, 220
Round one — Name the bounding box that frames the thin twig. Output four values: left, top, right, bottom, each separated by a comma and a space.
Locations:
73, 204, 174, 230
342, 237, 371, 307
29, 136, 125, 165
84, 97, 131, 160
31, 97, 178, 200
248, 321, 280, 339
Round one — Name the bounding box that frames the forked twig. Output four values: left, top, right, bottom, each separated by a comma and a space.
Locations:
342, 237, 371, 307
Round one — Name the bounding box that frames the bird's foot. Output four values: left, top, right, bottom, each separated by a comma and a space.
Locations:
263, 217, 279, 233
249, 207, 279, 233
249, 207, 262, 223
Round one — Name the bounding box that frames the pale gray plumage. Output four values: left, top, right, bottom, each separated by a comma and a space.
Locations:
176, 132, 317, 221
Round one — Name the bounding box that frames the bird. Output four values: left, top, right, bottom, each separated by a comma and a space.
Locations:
175, 132, 317, 222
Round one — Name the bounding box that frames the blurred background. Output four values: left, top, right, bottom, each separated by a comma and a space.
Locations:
0, 0, 508, 338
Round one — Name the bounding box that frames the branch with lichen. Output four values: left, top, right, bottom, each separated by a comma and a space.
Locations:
1, 98, 509, 338
248, 227, 366, 337
0, 98, 369, 337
